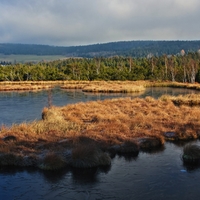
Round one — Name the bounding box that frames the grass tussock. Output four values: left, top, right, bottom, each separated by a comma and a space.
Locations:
82, 81, 145, 93
145, 81, 200, 89
0, 153, 23, 166
71, 144, 111, 168
38, 152, 66, 170
61, 80, 146, 93
182, 144, 200, 164
160, 94, 200, 106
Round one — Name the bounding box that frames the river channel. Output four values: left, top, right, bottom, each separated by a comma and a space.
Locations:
0, 87, 200, 200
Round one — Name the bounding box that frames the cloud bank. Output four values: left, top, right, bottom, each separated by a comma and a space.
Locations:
0, 0, 200, 46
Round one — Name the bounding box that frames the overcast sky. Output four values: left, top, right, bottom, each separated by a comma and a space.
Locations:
0, 0, 199, 46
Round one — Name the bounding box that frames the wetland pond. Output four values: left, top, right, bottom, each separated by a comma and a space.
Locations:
1, 87, 200, 200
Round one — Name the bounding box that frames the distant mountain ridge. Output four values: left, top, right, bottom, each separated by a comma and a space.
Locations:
0, 40, 200, 57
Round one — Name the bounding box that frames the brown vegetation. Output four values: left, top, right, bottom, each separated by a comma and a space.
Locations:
71, 144, 111, 168
38, 152, 66, 170
60, 80, 146, 93
1, 80, 200, 92
0, 81, 57, 91
145, 81, 200, 90
61, 80, 200, 92
160, 94, 200, 106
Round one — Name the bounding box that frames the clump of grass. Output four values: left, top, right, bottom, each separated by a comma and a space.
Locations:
118, 140, 139, 154
38, 152, 66, 170
82, 82, 145, 93
71, 144, 111, 168
0, 82, 53, 91
137, 137, 164, 150
160, 94, 200, 106
0, 153, 23, 166
182, 144, 200, 164
145, 81, 199, 89
108, 140, 140, 157
61, 80, 147, 92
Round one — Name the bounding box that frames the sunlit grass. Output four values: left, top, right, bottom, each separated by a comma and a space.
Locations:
0, 81, 57, 91
1, 80, 200, 92
2, 95, 200, 146
160, 94, 200, 106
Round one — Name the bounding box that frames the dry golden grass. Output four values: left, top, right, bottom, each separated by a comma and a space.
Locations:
1, 80, 200, 93
160, 94, 200, 106
1, 95, 200, 147
60, 80, 147, 92
0, 81, 55, 91
0, 81, 65, 85
145, 81, 200, 89
41, 96, 200, 143
82, 81, 145, 93
0, 80, 145, 92
62, 80, 200, 93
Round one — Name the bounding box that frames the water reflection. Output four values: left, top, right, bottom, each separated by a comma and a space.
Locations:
117, 153, 139, 162
183, 162, 200, 172
71, 167, 100, 185
41, 168, 70, 184
140, 145, 166, 154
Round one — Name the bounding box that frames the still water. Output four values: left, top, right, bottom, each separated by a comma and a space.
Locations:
1, 141, 200, 200
0, 87, 200, 200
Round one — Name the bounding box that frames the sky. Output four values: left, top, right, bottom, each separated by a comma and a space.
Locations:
0, 0, 200, 46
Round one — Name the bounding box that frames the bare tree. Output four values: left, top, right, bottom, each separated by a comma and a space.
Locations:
186, 59, 198, 83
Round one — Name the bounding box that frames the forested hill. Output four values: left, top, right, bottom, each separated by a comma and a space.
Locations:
0, 40, 200, 57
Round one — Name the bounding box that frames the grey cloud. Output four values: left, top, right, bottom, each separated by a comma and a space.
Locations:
0, 0, 200, 46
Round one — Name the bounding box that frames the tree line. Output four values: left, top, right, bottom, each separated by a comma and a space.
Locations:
0, 52, 200, 83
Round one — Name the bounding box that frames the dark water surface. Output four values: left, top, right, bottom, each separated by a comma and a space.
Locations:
1, 141, 200, 200
1, 87, 200, 200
